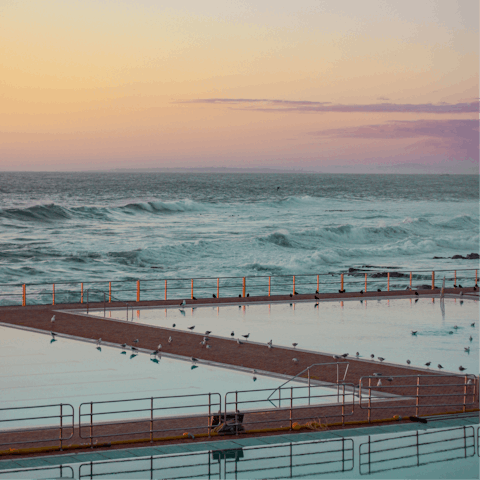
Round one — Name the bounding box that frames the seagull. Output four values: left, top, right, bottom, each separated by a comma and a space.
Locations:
415, 298, 418, 303
246, 293, 250, 297
200, 340, 206, 346
411, 331, 417, 335
341, 353, 349, 358
191, 357, 198, 364
96, 338, 102, 347
231, 331, 235, 337
377, 379, 382, 386
469, 336, 473, 342
131, 346, 138, 352
453, 325, 458, 329
205, 331, 212, 335
151, 349, 160, 357
292, 343, 298, 348
425, 362, 431, 367
464, 347, 470, 352
212, 294, 216, 298
172, 324, 176, 328
370, 354, 375, 359
203, 336, 209, 342
356, 352, 360, 357
314, 303, 319, 308
386, 377, 394, 382
406, 360, 411, 365
377, 288, 381, 292
333, 355, 341, 360
459, 284, 463, 288
438, 364, 444, 369
267, 340, 273, 346
50, 331, 56, 338
373, 373, 383, 377
292, 358, 298, 363
360, 290, 363, 294
157, 343, 162, 350
168, 336, 172, 344
187, 326, 195, 330
448, 331, 454, 335
192, 296, 197, 300
133, 339, 139, 344
242, 333, 250, 339
471, 323, 475, 327
459, 366, 467, 372
51, 315, 55, 323
206, 344, 211, 349
378, 357, 385, 362
121, 343, 127, 348
415, 291, 419, 296
237, 339, 243, 345
180, 300, 186, 307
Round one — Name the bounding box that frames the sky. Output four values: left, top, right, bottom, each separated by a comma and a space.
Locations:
1, 0, 479, 173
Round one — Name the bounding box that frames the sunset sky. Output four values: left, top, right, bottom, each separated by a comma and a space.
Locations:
1, 0, 478, 173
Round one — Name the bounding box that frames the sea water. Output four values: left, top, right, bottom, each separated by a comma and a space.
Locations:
0, 173, 478, 301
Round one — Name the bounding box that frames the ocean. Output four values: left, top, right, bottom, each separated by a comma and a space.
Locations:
0, 172, 478, 300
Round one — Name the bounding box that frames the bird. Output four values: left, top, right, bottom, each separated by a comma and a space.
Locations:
205, 331, 212, 335
370, 354, 375, 359
187, 326, 195, 330
315, 294, 319, 299
438, 364, 444, 369
192, 296, 197, 300
200, 340, 206, 346
411, 331, 417, 335
168, 336, 172, 344
131, 346, 138, 352
253, 376, 257, 381
448, 331, 453, 335
237, 339, 243, 345
246, 293, 250, 297
464, 347, 470, 353
469, 336, 473, 342
459, 366, 467, 372
378, 357, 385, 362
267, 340, 273, 346
180, 300, 186, 307
373, 373, 382, 376
151, 349, 160, 357
406, 359, 411, 365
206, 344, 211, 349
356, 352, 360, 357
360, 290, 363, 294
292, 343, 298, 348
314, 303, 319, 308
290, 294, 293, 297
50, 331, 56, 338
377, 379, 382, 386
377, 289, 381, 292
121, 343, 127, 348
425, 362, 431, 367
341, 353, 349, 358
386, 377, 393, 382
231, 331, 235, 337
157, 343, 162, 350
212, 294, 216, 298
333, 355, 341, 360
242, 334, 250, 339
459, 284, 463, 288
267, 344, 273, 349
96, 338, 102, 347
133, 339, 139, 344
471, 323, 475, 327
453, 325, 458, 329
51, 315, 55, 323
203, 336, 209, 342
415, 291, 419, 296
292, 358, 298, 363
415, 298, 418, 303
191, 357, 198, 363
129, 353, 137, 359
172, 323, 176, 328
459, 292, 463, 296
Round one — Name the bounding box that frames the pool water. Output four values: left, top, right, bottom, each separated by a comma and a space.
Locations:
83, 297, 479, 374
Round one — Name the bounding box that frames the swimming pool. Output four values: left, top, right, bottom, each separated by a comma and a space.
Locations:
81, 297, 479, 374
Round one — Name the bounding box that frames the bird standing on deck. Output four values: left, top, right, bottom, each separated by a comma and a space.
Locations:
411, 331, 417, 335
133, 339, 139, 344
370, 354, 374, 359
242, 334, 250, 340
188, 326, 195, 330
292, 343, 298, 348
51, 315, 55, 323
205, 331, 212, 335
406, 360, 411, 365
180, 300, 186, 307
231, 331, 235, 337
237, 339, 243, 345
168, 336, 172, 344
425, 362, 431, 367
267, 340, 273, 346
378, 357, 385, 362
356, 352, 360, 357
459, 366, 467, 372
438, 364, 444, 369
471, 323, 475, 327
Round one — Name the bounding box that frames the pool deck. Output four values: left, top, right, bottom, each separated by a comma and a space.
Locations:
0, 287, 478, 459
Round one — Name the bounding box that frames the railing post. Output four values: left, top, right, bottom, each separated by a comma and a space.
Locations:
432, 271, 435, 290
22, 284, 26, 306
476, 269, 478, 285
410, 271, 412, 289
293, 275, 295, 295
81, 283, 83, 304
268, 276, 271, 296
290, 387, 293, 430
217, 278, 219, 299
165, 279, 167, 300
208, 393, 212, 437
242, 277, 246, 298
103, 293, 105, 316
454, 270, 457, 286
109, 282, 111, 303
340, 274, 344, 292
368, 378, 371, 423
365, 274, 367, 293
463, 375, 467, 413
52, 283, 55, 305
308, 368, 311, 406
150, 397, 153, 443
59, 403, 63, 451
90, 402, 93, 448
317, 274, 319, 293
416, 376, 420, 417
387, 272, 390, 291
137, 280, 140, 302
342, 384, 345, 426
191, 279, 194, 300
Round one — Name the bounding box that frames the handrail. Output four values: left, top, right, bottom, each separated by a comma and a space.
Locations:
266, 362, 349, 402
85, 289, 132, 320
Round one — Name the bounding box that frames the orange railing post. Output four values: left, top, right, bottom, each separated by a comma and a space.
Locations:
432, 271, 435, 290
52, 284, 55, 305
191, 279, 194, 300
410, 272, 412, 289
365, 273, 367, 292
217, 278, 219, 299
137, 280, 140, 302
317, 274, 319, 293
109, 282, 111, 303
242, 277, 246, 297
81, 283, 83, 304
454, 270, 457, 287
293, 275, 295, 295
387, 272, 390, 291
340, 274, 344, 292
165, 280, 167, 300
22, 284, 26, 306
268, 276, 271, 296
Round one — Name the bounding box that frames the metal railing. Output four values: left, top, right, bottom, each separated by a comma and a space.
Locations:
359, 374, 478, 422
359, 426, 476, 475
0, 403, 74, 451
223, 383, 356, 432
1, 267, 477, 306
78, 393, 222, 447
0, 465, 74, 479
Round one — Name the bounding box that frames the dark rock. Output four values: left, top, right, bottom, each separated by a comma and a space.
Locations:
451, 253, 479, 260
371, 271, 407, 278
433, 256, 445, 259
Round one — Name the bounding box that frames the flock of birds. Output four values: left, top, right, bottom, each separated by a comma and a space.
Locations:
50, 299, 477, 375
